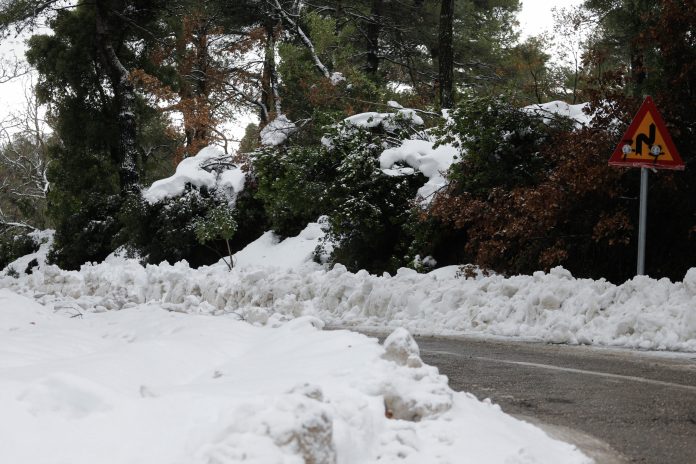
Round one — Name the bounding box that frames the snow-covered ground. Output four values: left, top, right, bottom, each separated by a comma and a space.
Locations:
0, 286, 590, 463
0, 16, 658, 462
1, 182, 694, 463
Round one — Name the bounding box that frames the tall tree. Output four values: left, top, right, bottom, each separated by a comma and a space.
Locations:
438, 0, 454, 108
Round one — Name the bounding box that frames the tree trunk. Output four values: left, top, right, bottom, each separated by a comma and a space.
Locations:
438, 0, 454, 109
260, 20, 277, 125
95, 2, 139, 192
365, 0, 383, 76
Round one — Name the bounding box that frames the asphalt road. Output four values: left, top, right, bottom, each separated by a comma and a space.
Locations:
409, 335, 696, 464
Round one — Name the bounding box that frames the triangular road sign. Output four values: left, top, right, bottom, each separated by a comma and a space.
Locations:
609, 96, 685, 170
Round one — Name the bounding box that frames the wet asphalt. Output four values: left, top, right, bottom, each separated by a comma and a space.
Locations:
354, 330, 696, 463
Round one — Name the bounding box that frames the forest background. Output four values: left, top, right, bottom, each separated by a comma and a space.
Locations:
0, 0, 694, 284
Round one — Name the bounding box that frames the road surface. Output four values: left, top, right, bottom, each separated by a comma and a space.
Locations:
418, 336, 696, 463
357, 331, 696, 463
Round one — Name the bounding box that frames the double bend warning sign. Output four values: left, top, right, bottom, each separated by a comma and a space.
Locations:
608, 96, 685, 170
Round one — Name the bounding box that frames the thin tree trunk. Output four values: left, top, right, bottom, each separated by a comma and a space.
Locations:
438, 0, 454, 109
261, 20, 277, 124
365, 0, 383, 76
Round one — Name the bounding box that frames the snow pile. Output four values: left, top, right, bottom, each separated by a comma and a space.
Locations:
524, 100, 592, 127
233, 220, 327, 270
0, 289, 590, 464
143, 146, 245, 204
379, 139, 458, 203
260, 114, 297, 146
4, 228, 696, 351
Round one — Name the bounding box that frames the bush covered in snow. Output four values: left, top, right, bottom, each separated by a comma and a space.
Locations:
118, 148, 267, 268
253, 112, 427, 273
435, 95, 574, 195
318, 121, 426, 273
0, 230, 42, 273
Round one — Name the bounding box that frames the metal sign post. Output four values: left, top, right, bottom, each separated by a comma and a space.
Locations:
608, 96, 685, 277
637, 167, 648, 275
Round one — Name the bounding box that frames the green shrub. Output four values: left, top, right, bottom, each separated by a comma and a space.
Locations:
435, 95, 574, 195
0, 231, 40, 271
252, 144, 336, 237
253, 111, 427, 274
119, 182, 267, 268
195, 204, 238, 270
319, 123, 426, 273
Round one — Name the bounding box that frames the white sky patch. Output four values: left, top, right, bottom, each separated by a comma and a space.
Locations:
517, 0, 584, 40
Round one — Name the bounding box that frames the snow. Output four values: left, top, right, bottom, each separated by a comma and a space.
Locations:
0, 287, 590, 464
344, 108, 424, 130
260, 114, 297, 146
0, 95, 686, 462
330, 71, 346, 85
379, 139, 458, 203
373, 99, 592, 206
143, 146, 245, 204
524, 100, 592, 127
3, 229, 54, 275
233, 221, 326, 270
3, 224, 696, 353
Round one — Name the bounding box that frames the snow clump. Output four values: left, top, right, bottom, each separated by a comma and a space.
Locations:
143, 146, 244, 204
523, 100, 592, 127
260, 114, 298, 146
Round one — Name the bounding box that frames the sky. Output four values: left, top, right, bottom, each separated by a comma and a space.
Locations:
518, 0, 584, 39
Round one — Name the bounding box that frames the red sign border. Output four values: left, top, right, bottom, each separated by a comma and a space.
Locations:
608, 96, 685, 170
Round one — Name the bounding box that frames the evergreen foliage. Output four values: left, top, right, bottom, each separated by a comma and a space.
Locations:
319, 123, 426, 273
436, 95, 574, 195
0, 230, 39, 272
254, 112, 425, 273
253, 143, 334, 238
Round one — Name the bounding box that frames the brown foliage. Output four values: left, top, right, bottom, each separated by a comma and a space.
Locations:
131, 13, 264, 162
428, 123, 636, 279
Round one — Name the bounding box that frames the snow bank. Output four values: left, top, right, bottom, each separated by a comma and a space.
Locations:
233, 220, 327, 270
143, 146, 245, 204
0, 289, 590, 463
3, 236, 696, 351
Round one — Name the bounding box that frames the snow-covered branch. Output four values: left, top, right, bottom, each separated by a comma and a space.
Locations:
267, 0, 332, 81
